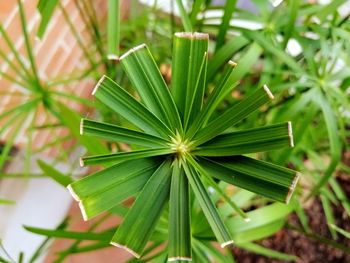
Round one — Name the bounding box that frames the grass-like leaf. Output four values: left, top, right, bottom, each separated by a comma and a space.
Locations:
119, 44, 182, 131
111, 160, 172, 258
171, 32, 208, 126
183, 162, 233, 248
80, 148, 172, 166
195, 122, 294, 156
67, 158, 160, 200
168, 160, 191, 261
193, 84, 274, 145
198, 156, 299, 203
81, 118, 169, 148
107, 0, 120, 58
93, 75, 172, 138
37, 160, 72, 187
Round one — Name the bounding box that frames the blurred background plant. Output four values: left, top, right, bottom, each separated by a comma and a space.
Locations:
0, 0, 349, 262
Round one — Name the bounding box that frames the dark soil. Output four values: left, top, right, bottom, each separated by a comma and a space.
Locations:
233, 175, 350, 263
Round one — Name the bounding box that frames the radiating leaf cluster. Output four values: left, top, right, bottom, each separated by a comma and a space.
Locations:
67, 32, 299, 260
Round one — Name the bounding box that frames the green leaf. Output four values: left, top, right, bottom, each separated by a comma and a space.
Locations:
175, 0, 193, 31
171, 32, 209, 126
111, 160, 172, 258
238, 242, 298, 261
193, 84, 274, 145
37, 159, 72, 187
329, 224, 350, 239
226, 203, 293, 243
242, 31, 302, 74
81, 118, 169, 148
309, 91, 341, 196
183, 163, 233, 247
119, 44, 182, 131
198, 156, 299, 203
67, 158, 161, 201
195, 122, 293, 156
215, 0, 237, 51
24, 226, 112, 241
37, 0, 59, 38
107, 0, 120, 58
168, 160, 191, 261
207, 35, 249, 81
93, 75, 172, 138
316, 0, 345, 21
80, 148, 172, 166
18, 0, 40, 86
80, 162, 158, 220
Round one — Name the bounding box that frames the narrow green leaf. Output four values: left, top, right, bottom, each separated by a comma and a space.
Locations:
215, 0, 237, 51
168, 160, 191, 261
67, 158, 160, 200
93, 75, 172, 138
80, 161, 158, 219
242, 31, 302, 73
190, 0, 205, 26
171, 32, 209, 125
186, 154, 249, 221
282, 0, 300, 49
317, 0, 345, 21
107, 0, 120, 58
119, 44, 182, 131
207, 35, 249, 81
329, 224, 350, 239
175, 0, 193, 31
187, 43, 263, 139
37, 160, 72, 187
81, 118, 168, 148
183, 163, 233, 247
80, 148, 172, 166
309, 91, 341, 196
37, 0, 59, 38
195, 122, 294, 156
18, 0, 40, 86
111, 160, 172, 258
193, 84, 274, 145
24, 226, 111, 241
238, 242, 298, 261
198, 156, 299, 203
320, 195, 337, 239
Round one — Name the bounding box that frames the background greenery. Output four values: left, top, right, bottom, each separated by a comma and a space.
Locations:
0, 0, 349, 262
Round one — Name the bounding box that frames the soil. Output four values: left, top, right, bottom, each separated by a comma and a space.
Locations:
233, 175, 350, 263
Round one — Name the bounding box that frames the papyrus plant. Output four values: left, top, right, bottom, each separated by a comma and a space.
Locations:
67, 32, 299, 261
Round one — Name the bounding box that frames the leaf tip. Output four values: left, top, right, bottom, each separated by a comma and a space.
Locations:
92, 75, 106, 95
110, 242, 141, 258
288, 121, 294, 147
286, 172, 301, 204
175, 32, 209, 40
168, 256, 192, 262
107, 54, 119, 61
79, 158, 85, 167
228, 60, 237, 68
78, 202, 88, 221
263, 84, 274, 100
220, 240, 234, 248
119, 43, 147, 60
67, 184, 80, 201
80, 119, 84, 135
244, 217, 251, 222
